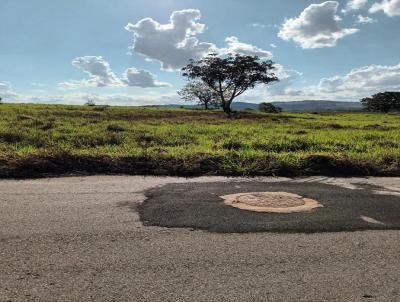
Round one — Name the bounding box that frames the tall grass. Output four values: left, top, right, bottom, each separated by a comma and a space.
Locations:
0, 103, 399, 177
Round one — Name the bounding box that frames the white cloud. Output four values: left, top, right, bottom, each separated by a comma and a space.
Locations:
125, 9, 216, 71
370, 0, 400, 16
249, 23, 267, 29
0, 86, 180, 106
262, 63, 400, 101
34, 92, 178, 106
356, 14, 378, 23
0, 81, 12, 93
0, 81, 18, 101
278, 1, 359, 49
72, 56, 120, 87
60, 56, 170, 89
318, 63, 400, 94
266, 65, 303, 96
285, 62, 400, 100
121, 68, 170, 88
222, 36, 273, 59
59, 56, 121, 88
270, 43, 277, 48
125, 10, 274, 71
343, 0, 369, 13
8, 60, 400, 104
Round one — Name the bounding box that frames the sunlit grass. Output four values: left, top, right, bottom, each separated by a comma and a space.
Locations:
0, 103, 399, 177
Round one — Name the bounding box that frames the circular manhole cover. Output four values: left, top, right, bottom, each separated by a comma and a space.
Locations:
221, 192, 323, 213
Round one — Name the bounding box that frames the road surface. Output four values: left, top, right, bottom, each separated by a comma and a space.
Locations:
1, 176, 399, 301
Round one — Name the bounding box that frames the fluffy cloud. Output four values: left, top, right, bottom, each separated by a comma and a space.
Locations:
121, 68, 170, 88
316, 63, 400, 97
60, 56, 170, 89
343, 0, 369, 12
125, 9, 216, 71
278, 1, 359, 48
72, 56, 120, 87
263, 63, 400, 101
370, 0, 400, 16
59, 56, 120, 88
222, 36, 273, 59
356, 15, 378, 23
125, 10, 273, 71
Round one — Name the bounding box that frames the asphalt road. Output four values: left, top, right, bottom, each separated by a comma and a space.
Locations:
1, 176, 399, 302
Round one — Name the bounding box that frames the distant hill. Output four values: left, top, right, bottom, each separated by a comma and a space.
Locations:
271, 100, 362, 112
145, 100, 362, 112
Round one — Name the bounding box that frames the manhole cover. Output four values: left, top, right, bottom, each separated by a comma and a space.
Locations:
221, 192, 323, 213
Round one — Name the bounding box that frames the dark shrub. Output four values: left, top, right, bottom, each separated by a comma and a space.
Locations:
258, 102, 282, 113
0, 131, 25, 143
107, 124, 125, 132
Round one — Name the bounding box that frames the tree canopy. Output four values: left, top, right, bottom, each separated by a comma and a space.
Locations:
177, 82, 220, 110
182, 53, 278, 114
361, 91, 400, 113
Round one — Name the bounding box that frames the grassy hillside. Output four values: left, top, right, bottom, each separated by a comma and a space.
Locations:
0, 103, 399, 178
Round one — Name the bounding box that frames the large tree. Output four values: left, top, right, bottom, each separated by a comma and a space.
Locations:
177, 82, 220, 110
182, 53, 278, 114
361, 91, 400, 113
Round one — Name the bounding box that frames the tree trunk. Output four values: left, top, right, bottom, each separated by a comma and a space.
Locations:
222, 101, 231, 114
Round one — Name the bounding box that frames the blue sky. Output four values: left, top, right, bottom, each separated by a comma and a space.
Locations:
0, 0, 399, 105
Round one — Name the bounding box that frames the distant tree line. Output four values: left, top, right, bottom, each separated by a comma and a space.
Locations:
361, 91, 400, 113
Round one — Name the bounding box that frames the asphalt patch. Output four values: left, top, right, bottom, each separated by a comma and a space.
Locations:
138, 181, 400, 233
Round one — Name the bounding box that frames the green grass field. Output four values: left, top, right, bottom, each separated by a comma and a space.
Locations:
0, 103, 399, 178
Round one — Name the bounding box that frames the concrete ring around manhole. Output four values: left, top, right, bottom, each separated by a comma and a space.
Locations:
221, 192, 323, 213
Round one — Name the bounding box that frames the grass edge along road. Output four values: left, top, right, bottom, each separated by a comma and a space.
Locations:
0, 103, 399, 178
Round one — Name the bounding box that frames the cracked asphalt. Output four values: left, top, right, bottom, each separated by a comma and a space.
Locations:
1, 176, 399, 301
